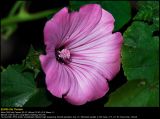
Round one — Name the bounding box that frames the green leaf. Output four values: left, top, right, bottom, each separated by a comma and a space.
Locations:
134, 1, 159, 30
70, 0, 131, 31
100, 1, 131, 31
24, 88, 51, 107
122, 21, 159, 81
1, 64, 52, 107
23, 45, 41, 78
104, 2, 159, 107
105, 79, 159, 107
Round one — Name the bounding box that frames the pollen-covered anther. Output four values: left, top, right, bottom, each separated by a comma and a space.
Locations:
58, 49, 71, 60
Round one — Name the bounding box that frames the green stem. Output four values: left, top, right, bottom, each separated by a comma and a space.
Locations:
8, 1, 25, 17
1, 9, 58, 26
1, 25, 17, 40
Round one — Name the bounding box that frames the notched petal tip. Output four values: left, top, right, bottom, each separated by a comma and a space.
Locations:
79, 4, 102, 17
79, 3, 101, 10
51, 7, 69, 20
115, 32, 124, 45
39, 54, 46, 71
102, 8, 115, 25
117, 32, 123, 40
39, 54, 45, 64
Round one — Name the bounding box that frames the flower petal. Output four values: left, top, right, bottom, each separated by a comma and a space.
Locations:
64, 4, 102, 47
46, 64, 71, 98
41, 4, 123, 105
64, 63, 109, 105
71, 32, 123, 81
44, 7, 70, 51
67, 8, 114, 49
39, 52, 56, 74
40, 53, 71, 97
44, 4, 102, 52
104, 32, 123, 80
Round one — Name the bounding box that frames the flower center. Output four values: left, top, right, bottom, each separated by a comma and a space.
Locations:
56, 48, 71, 64
58, 49, 70, 60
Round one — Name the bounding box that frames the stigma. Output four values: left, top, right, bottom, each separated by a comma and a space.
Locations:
56, 48, 71, 64
58, 49, 70, 60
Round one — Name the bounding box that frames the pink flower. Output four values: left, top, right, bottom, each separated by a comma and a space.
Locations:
39, 4, 123, 105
